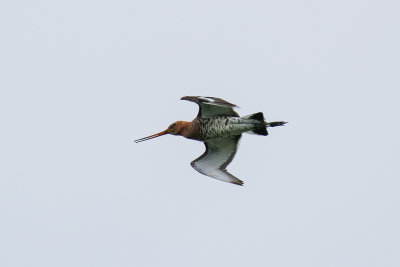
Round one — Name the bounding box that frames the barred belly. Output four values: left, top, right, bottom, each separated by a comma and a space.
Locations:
194, 117, 256, 141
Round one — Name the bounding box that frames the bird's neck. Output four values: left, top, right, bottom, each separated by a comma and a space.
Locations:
178, 121, 193, 139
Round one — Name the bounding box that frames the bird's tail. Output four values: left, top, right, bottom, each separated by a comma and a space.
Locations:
242, 112, 268, 135
242, 112, 287, 136
266, 121, 288, 127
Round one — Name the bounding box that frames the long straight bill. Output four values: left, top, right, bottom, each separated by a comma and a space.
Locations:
134, 130, 167, 143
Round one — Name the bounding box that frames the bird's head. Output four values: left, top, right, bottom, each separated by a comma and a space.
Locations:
166, 121, 187, 135
134, 121, 189, 143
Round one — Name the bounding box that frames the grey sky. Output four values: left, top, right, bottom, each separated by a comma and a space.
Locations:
1, 1, 399, 266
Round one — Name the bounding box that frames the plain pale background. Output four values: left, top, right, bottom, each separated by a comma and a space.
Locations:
1, 1, 399, 266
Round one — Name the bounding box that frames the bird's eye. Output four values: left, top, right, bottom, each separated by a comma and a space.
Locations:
171, 123, 176, 128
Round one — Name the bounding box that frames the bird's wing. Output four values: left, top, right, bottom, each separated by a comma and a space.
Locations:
190, 135, 243, 186
181, 96, 239, 118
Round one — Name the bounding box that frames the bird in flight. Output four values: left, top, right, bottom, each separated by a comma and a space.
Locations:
135, 96, 287, 186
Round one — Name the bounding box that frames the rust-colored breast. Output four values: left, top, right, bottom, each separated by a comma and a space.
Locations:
181, 119, 203, 141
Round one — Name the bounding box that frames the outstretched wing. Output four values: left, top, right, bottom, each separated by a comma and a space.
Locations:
190, 135, 243, 186
181, 96, 239, 118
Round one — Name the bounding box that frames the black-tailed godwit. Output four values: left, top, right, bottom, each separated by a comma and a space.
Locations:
135, 96, 287, 186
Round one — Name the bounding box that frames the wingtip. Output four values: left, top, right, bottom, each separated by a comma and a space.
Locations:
233, 180, 244, 186
181, 96, 194, 101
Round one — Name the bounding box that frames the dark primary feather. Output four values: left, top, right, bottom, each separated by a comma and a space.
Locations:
181, 96, 239, 118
